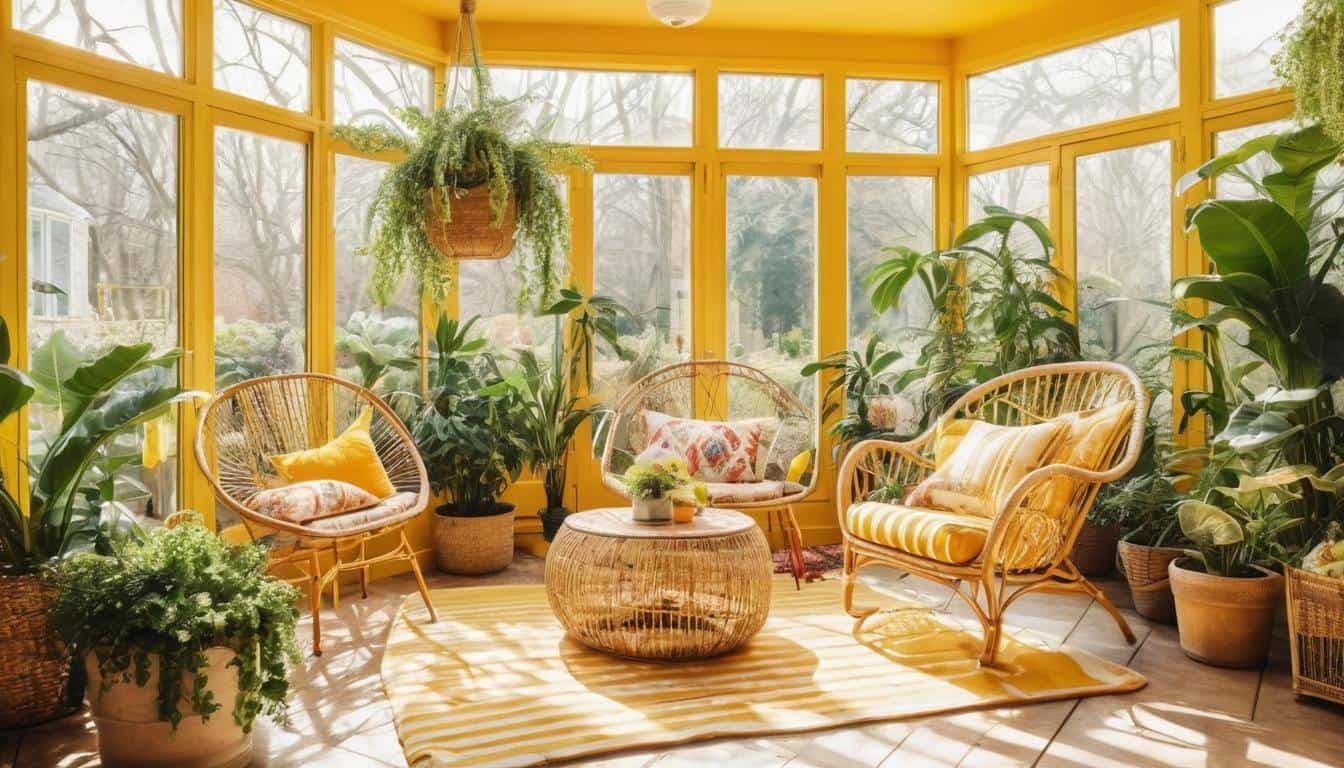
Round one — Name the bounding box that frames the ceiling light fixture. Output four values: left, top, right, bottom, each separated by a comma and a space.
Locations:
647, 0, 710, 28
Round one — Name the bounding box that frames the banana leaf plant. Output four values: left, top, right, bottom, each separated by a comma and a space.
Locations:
0, 316, 198, 575
801, 336, 908, 454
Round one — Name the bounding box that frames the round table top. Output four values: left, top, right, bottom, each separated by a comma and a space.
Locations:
563, 507, 756, 539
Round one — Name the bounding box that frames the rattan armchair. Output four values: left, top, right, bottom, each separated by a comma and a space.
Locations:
599, 360, 817, 585
194, 373, 437, 655
836, 361, 1147, 667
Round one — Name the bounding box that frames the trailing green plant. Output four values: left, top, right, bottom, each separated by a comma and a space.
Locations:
398, 314, 528, 517
0, 316, 197, 575
46, 517, 301, 731
1274, 0, 1344, 143
865, 207, 1080, 425
1174, 124, 1344, 540
801, 336, 910, 454
334, 97, 590, 309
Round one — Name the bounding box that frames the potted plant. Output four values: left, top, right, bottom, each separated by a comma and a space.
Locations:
46, 517, 300, 768
619, 454, 708, 524
801, 336, 915, 458
332, 2, 590, 309
402, 315, 528, 575
0, 316, 194, 728
1105, 467, 1184, 623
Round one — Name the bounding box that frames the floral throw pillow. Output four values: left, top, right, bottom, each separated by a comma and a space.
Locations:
250, 479, 379, 524
642, 411, 777, 483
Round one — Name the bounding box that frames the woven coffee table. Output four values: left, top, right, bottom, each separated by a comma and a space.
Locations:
545, 507, 773, 660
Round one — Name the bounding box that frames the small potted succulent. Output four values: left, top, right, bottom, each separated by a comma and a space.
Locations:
620, 454, 708, 524
46, 517, 300, 768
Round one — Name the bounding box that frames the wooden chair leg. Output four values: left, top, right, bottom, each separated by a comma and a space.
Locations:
404, 532, 438, 623
782, 505, 805, 590
842, 541, 878, 625
359, 537, 369, 599
329, 542, 341, 610
309, 549, 323, 657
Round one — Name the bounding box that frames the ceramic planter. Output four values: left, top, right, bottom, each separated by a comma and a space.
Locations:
1169, 558, 1284, 668
632, 496, 673, 524
85, 647, 250, 768
1117, 540, 1183, 624
432, 503, 516, 575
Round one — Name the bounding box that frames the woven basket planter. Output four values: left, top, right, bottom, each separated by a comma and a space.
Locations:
432, 503, 516, 575
1117, 540, 1182, 624
0, 573, 77, 728
424, 186, 517, 259
1071, 522, 1119, 577
1286, 566, 1344, 705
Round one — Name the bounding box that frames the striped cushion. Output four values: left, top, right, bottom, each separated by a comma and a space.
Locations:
906, 419, 1065, 518
845, 501, 990, 564
1035, 401, 1136, 513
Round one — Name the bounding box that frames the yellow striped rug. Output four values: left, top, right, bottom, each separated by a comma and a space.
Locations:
381, 578, 1144, 767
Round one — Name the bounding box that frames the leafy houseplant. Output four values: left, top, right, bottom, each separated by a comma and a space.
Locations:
47, 518, 301, 766
801, 336, 914, 458
402, 315, 528, 574
865, 207, 1080, 429
502, 288, 631, 541
619, 455, 708, 524
332, 1, 591, 311
1274, 0, 1344, 142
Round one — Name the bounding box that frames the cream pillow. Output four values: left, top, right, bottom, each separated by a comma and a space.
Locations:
250, 480, 379, 524
905, 419, 1066, 518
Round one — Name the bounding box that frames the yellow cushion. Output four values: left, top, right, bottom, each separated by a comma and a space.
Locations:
931, 418, 976, 466
269, 408, 396, 498
907, 419, 1065, 518
1035, 401, 1136, 512
845, 501, 989, 564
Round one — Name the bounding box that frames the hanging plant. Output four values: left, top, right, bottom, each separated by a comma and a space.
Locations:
333, 0, 590, 308
1274, 0, 1344, 142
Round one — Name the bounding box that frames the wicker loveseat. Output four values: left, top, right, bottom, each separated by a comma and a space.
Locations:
836, 361, 1147, 666
599, 360, 816, 582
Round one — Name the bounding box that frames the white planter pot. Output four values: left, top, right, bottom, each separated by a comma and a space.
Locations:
632, 496, 673, 524
85, 647, 252, 768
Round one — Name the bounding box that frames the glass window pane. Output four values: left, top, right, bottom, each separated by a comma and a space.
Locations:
592, 174, 692, 404
845, 79, 938, 153
1075, 141, 1173, 425
726, 175, 817, 409
968, 162, 1051, 253
968, 21, 1179, 150
26, 81, 180, 522
847, 176, 935, 355
1214, 0, 1302, 99
14, 0, 183, 76
213, 0, 311, 112
457, 181, 569, 356
490, 67, 693, 147
334, 154, 418, 393
213, 127, 306, 386
333, 38, 434, 134
719, 74, 821, 150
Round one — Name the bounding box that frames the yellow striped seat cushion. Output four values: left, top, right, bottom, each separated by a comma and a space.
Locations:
845, 501, 990, 564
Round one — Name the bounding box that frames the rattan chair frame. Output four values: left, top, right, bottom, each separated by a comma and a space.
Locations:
599, 360, 816, 585
193, 372, 438, 655
836, 361, 1147, 667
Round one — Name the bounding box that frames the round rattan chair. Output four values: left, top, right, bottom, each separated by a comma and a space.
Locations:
837, 361, 1147, 667
598, 360, 817, 585
194, 373, 437, 655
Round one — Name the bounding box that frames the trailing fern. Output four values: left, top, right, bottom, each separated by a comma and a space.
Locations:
1274, 0, 1344, 142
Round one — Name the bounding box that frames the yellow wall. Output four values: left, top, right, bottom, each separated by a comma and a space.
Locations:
0, 0, 1297, 577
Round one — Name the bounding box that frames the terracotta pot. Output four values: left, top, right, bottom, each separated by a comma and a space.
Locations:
0, 573, 78, 728
432, 503, 516, 575
673, 504, 697, 524
1117, 540, 1183, 624
423, 186, 517, 259
1169, 559, 1284, 668
85, 647, 251, 768
1071, 521, 1119, 577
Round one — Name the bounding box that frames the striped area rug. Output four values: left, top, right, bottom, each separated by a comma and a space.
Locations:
381, 578, 1144, 767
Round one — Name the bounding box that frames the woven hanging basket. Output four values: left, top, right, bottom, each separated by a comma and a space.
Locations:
0, 573, 78, 728
423, 186, 517, 261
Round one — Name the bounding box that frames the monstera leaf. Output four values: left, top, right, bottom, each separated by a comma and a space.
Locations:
1177, 500, 1244, 548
